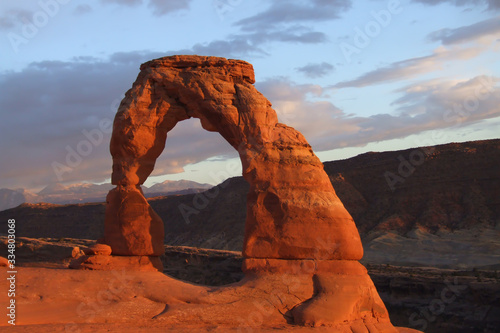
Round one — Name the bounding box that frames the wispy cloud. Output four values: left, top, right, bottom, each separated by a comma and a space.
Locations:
428, 16, 500, 45
74, 5, 93, 16
148, 0, 191, 16
100, 0, 142, 6
411, 0, 500, 11
260, 76, 500, 150
0, 8, 34, 29
332, 45, 487, 88
100, 0, 192, 15
170, 27, 329, 59
235, 0, 352, 31
0, 52, 234, 189
226, 0, 352, 48
187, 39, 265, 57
296, 62, 335, 78
240, 27, 328, 45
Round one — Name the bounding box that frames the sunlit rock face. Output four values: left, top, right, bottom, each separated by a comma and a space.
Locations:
101, 55, 401, 330
106, 55, 363, 260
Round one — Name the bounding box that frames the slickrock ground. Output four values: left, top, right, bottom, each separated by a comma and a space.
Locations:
0, 268, 418, 333
1, 237, 498, 332
0, 237, 429, 332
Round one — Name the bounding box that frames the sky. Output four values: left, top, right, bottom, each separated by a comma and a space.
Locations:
0, 0, 499, 191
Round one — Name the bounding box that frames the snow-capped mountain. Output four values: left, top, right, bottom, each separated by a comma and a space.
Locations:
144, 179, 212, 197
0, 180, 213, 211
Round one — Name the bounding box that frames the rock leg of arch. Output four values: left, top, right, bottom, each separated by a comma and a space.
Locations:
90, 55, 415, 331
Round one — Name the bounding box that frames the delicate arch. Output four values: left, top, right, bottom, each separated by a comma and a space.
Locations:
104, 55, 363, 261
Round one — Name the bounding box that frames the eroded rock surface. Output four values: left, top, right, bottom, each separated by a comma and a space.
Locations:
96, 55, 406, 331
106, 55, 362, 260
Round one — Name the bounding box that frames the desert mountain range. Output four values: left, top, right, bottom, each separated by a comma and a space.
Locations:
0, 179, 212, 211
2, 139, 499, 269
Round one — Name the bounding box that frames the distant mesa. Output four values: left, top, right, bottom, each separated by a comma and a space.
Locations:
70, 55, 414, 331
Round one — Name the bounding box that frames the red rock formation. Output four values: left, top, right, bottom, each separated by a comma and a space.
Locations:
106, 55, 362, 260
104, 186, 164, 256
98, 55, 402, 330
0, 256, 8, 266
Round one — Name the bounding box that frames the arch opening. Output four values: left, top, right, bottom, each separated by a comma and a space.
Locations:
104, 55, 364, 263
143, 116, 240, 188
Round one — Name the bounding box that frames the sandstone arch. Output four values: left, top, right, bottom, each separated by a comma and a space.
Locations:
98, 55, 403, 330
105, 55, 363, 261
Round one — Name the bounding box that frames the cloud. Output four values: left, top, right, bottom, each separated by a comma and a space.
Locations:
100, 0, 334, 49
226, 0, 351, 48
389, 75, 500, 131
100, 0, 192, 15
235, 0, 352, 32
257, 77, 356, 150
108, 50, 167, 64
0, 59, 341, 189
348, 76, 500, 146
189, 39, 265, 57
296, 62, 335, 78
158, 28, 327, 58
0, 8, 34, 30
0, 58, 138, 189
332, 45, 487, 88
259, 76, 500, 151
240, 26, 328, 45
427, 16, 500, 45
100, 0, 143, 6
74, 5, 93, 16
148, 0, 192, 15
0, 52, 235, 189
487, 0, 500, 10
411, 0, 500, 11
